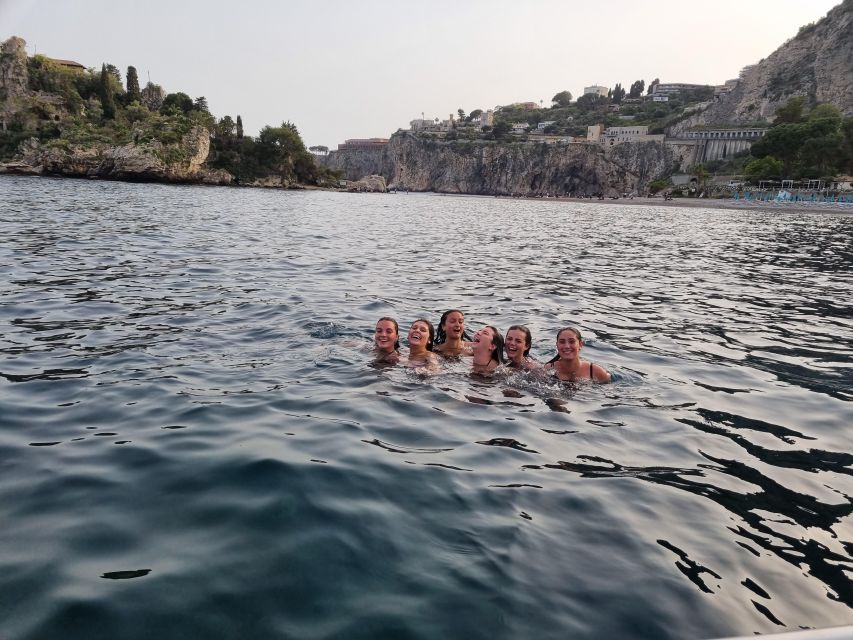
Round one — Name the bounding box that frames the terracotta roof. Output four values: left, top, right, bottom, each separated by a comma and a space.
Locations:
49, 58, 85, 69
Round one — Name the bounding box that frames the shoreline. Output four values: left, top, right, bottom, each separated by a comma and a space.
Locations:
547, 194, 853, 215
3, 172, 851, 215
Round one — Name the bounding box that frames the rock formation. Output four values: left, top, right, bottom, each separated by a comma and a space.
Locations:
672, 0, 852, 133
5, 126, 231, 184
325, 132, 674, 196
347, 174, 387, 192
0, 36, 30, 126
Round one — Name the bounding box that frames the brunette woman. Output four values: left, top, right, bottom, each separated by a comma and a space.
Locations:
543, 327, 610, 383
433, 309, 472, 357
405, 318, 440, 372
373, 317, 400, 364
504, 325, 540, 370
470, 325, 504, 375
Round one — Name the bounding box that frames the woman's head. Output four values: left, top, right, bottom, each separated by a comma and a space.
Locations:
435, 309, 466, 344
554, 326, 583, 361
505, 325, 532, 362
473, 325, 505, 364
375, 317, 399, 352
408, 319, 435, 352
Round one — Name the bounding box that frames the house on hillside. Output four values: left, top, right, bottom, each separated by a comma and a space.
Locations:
48, 58, 85, 72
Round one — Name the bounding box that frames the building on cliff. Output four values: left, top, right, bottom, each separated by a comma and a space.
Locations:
337, 138, 389, 151
47, 58, 85, 72
652, 83, 713, 96
583, 85, 609, 98
601, 126, 665, 147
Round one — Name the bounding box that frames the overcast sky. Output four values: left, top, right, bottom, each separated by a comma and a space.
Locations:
1, 0, 840, 147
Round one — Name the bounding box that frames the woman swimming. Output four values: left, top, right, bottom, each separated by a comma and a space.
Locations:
405, 318, 440, 372
373, 317, 400, 364
433, 309, 472, 357
543, 327, 611, 383
504, 325, 540, 370
470, 325, 504, 375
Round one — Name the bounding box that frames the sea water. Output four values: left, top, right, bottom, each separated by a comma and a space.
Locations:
1, 175, 851, 640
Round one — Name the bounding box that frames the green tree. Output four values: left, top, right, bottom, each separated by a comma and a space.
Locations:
217, 115, 236, 138
457, 108, 465, 121
126, 66, 141, 104
576, 93, 607, 111
161, 92, 194, 115
689, 163, 709, 193
99, 64, 116, 119
628, 80, 645, 99
774, 96, 807, 124
194, 96, 209, 113
744, 156, 783, 180
611, 83, 625, 103
466, 108, 483, 122
236, 115, 244, 139
647, 78, 659, 95
551, 90, 573, 107
491, 121, 511, 140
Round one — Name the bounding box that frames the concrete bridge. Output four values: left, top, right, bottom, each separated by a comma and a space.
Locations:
677, 128, 768, 163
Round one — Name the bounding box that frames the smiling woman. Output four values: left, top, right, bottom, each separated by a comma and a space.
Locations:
404, 318, 439, 372
544, 326, 611, 383
373, 317, 400, 364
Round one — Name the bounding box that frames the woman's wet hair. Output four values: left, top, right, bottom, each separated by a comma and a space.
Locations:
412, 318, 435, 351
485, 326, 505, 364
547, 326, 584, 364
435, 309, 471, 344
506, 325, 532, 357
376, 317, 400, 351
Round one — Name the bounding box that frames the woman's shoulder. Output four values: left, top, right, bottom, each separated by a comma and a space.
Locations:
590, 362, 611, 383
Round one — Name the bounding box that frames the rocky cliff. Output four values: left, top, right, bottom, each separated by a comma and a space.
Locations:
672, 0, 852, 132
325, 132, 674, 196
3, 126, 232, 184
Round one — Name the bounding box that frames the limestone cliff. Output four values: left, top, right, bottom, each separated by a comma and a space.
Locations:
325, 132, 673, 196
672, 0, 852, 133
5, 126, 232, 184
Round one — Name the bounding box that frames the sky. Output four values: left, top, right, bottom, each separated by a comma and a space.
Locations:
0, 0, 841, 148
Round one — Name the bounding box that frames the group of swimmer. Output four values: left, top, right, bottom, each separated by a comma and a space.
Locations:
373, 309, 611, 383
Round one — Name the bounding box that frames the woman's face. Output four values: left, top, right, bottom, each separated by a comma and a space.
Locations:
505, 328, 527, 363
472, 327, 496, 356
408, 321, 431, 349
374, 320, 397, 352
443, 311, 465, 340
557, 330, 582, 361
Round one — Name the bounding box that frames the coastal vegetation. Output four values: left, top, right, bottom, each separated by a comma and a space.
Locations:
0, 42, 339, 186
745, 98, 852, 180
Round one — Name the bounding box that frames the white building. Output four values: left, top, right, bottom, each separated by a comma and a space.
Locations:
583, 85, 608, 98
601, 125, 665, 146
587, 124, 604, 143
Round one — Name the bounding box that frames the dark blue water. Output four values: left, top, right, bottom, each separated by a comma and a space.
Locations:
1, 175, 851, 640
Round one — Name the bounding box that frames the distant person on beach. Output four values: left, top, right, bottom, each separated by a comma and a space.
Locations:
543, 327, 611, 383
405, 319, 440, 372
373, 317, 401, 364
433, 309, 472, 357
470, 326, 504, 375
504, 325, 540, 370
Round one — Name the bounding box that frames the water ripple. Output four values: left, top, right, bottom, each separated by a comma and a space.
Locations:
1, 176, 851, 640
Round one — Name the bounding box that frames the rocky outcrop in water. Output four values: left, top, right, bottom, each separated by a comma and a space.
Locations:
5, 126, 232, 184
325, 132, 673, 196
